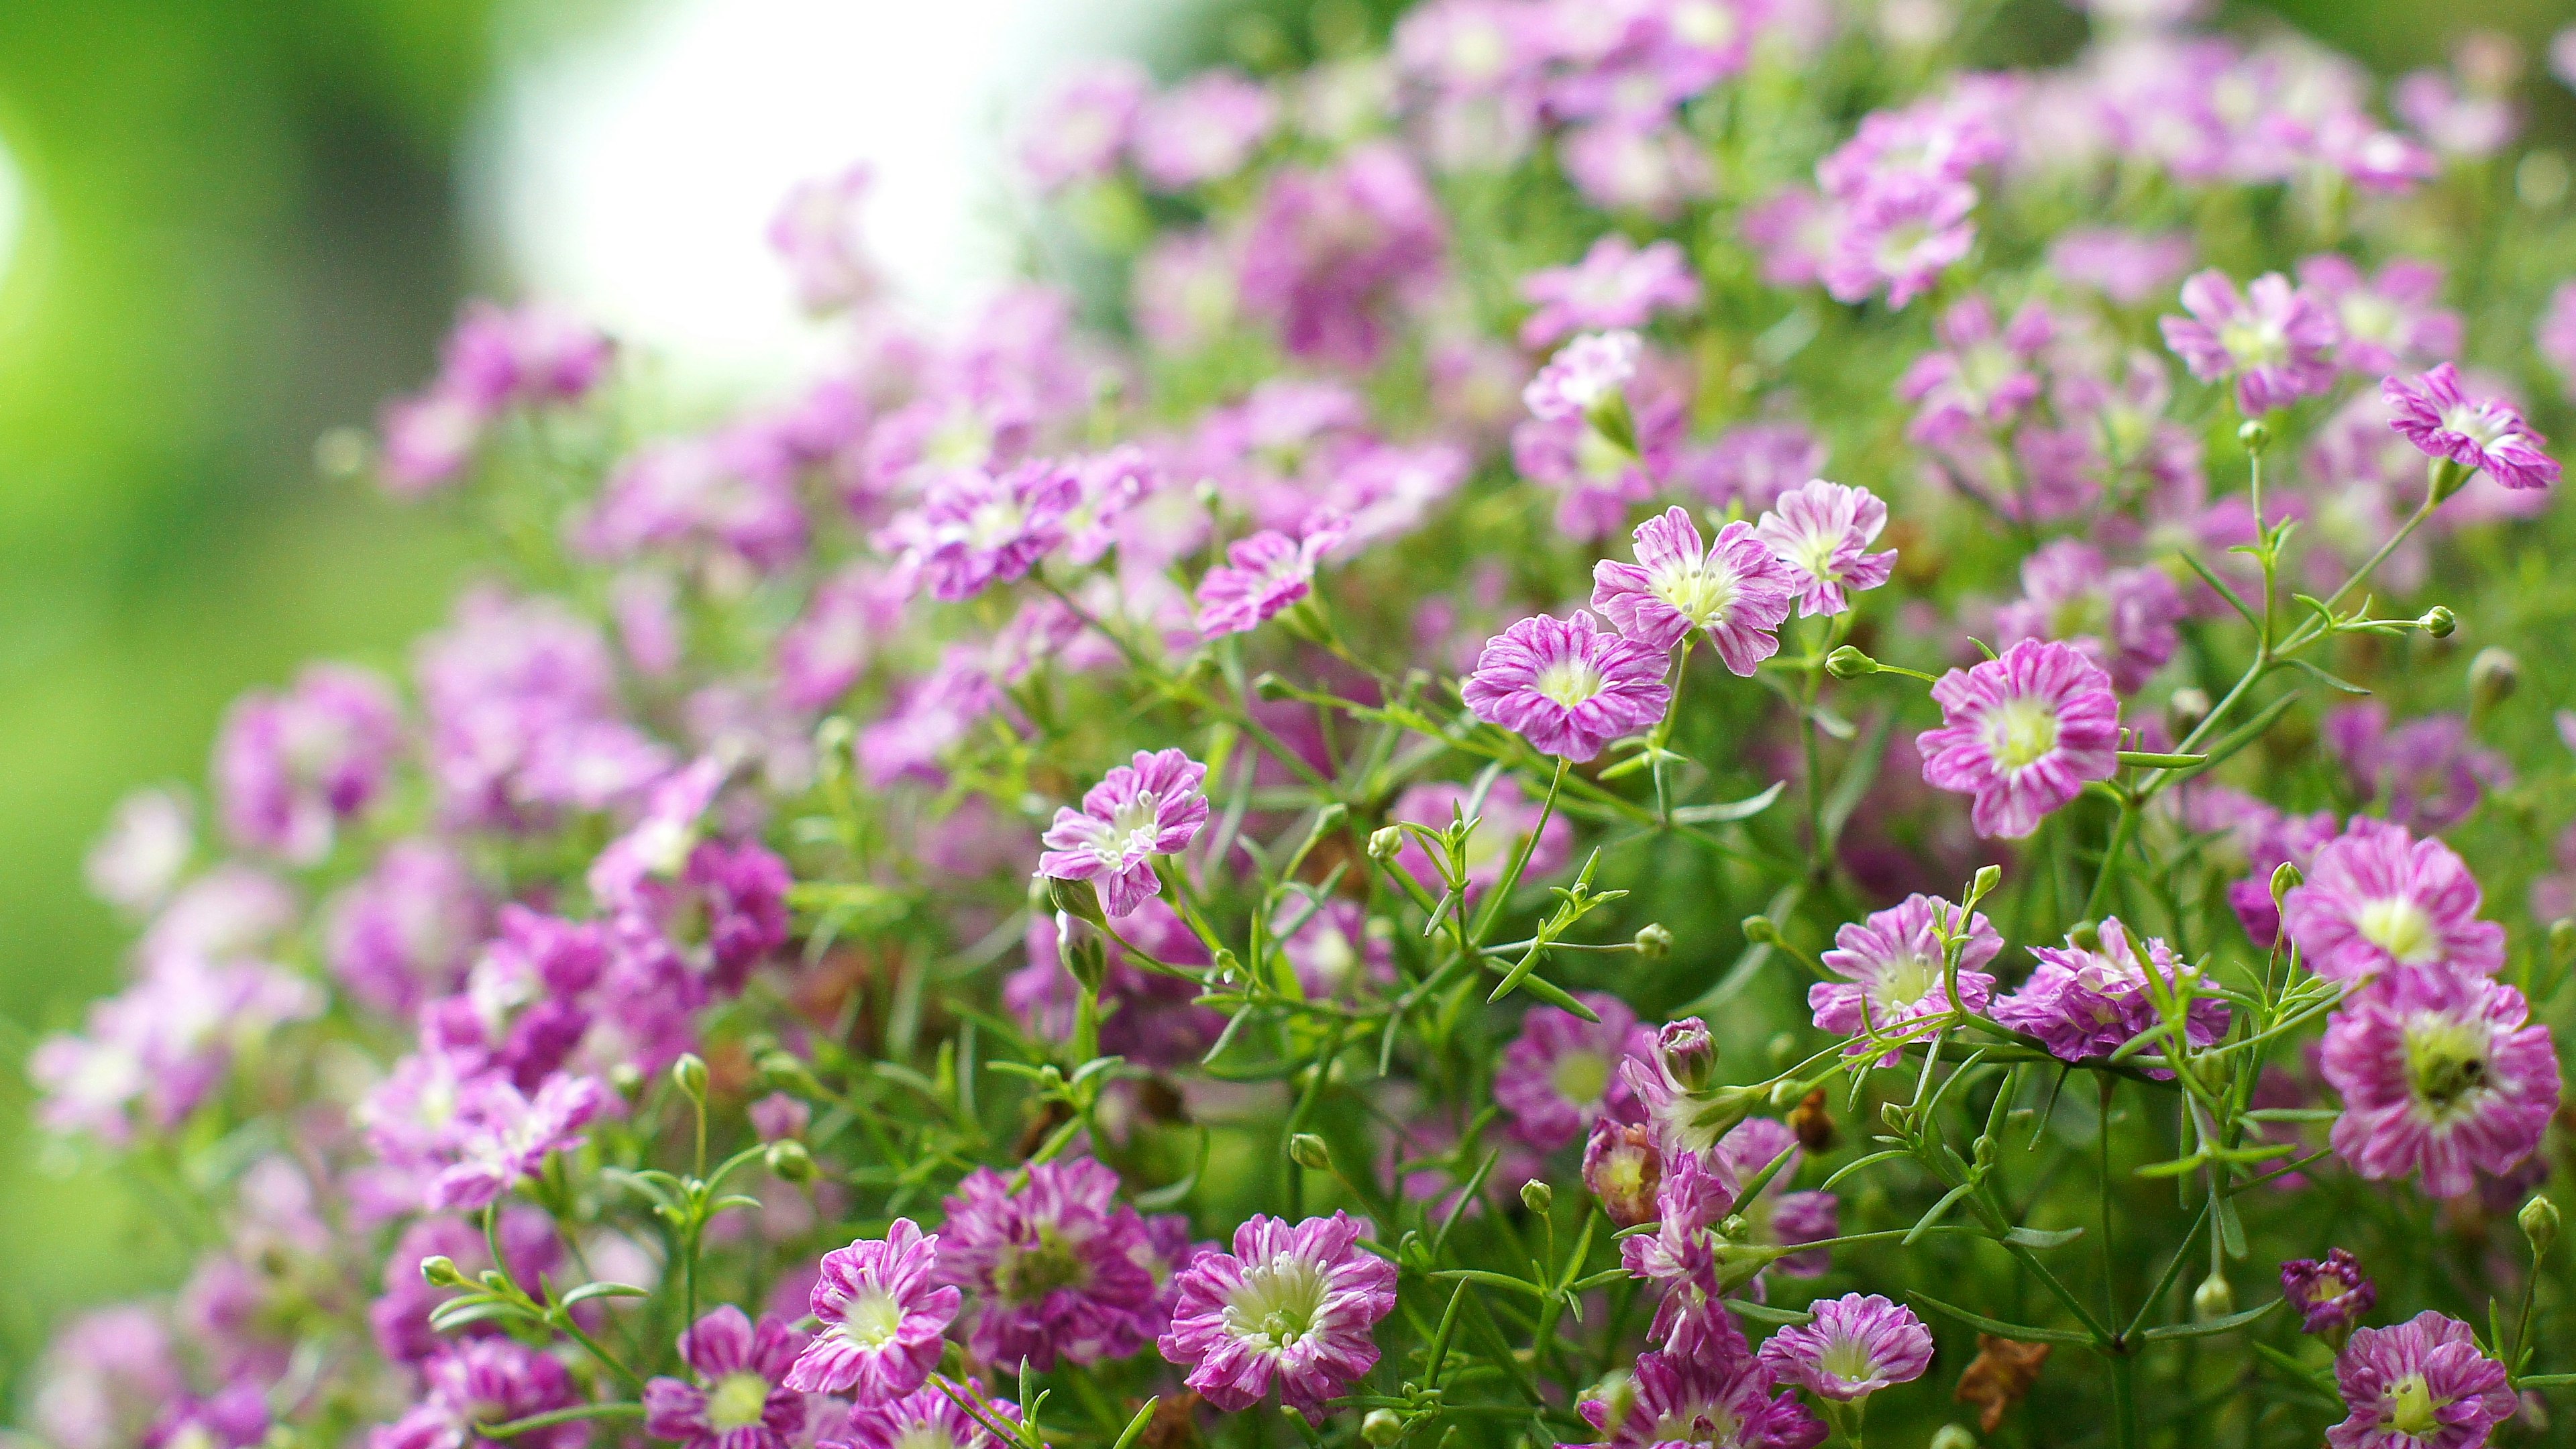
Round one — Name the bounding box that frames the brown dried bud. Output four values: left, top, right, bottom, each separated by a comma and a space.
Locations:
1955, 1335, 2051, 1432
1789, 1088, 1837, 1154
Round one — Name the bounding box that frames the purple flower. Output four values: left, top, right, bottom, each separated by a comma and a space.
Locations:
417, 590, 672, 829
786, 1220, 962, 1402
2047, 227, 2194, 307
1462, 611, 1672, 763
2539, 281, 2576, 402
2296, 256, 2461, 375
1559, 120, 1715, 220
1195, 515, 1348, 639
2282, 1249, 2377, 1338
1021, 61, 1148, 193
2280, 818, 2505, 985
2320, 964, 2559, 1199
831, 1379, 1023, 1449
1273, 896, 1393, 1001
324, 841, 490, 1017
1579, 1338, 1825, 1449
1682, 423, 1829, 514
85, 787, 193, 916
769, 164, 881, 313
1523, 331, 1642, 422
1992, 918, 2230, 1069
1038, 749, 1210, 919
776, 564, 910, 713
1917, 639, 2121, 840
379, 386, 488, 496
441, 301, 614, 409
1518, 236, 1702, 350
1496, 993, 1654, 1150
32, 1306, 183, 1449
1810, 894, 2001, 1063
1898, 296, 2051, 445
1583, 1120, 1664, 1228
900, 460, 1082, 602
581, 431, 809, 574
1591, 508, 1796, 672
2158, 270, 2341, 415
1821, 174, 1977, 310
645, 1308, 810, 1449
1159, 1212, 1397, 1417
1991, 539, 2185, 694
2327, 1311, 2514, 1449
1238, 143, 1446, 368
425, 1071, 607, 1212
2381, 363, 2559, 492
370, 1340, 587, 1449
2324, 704, 2510, 835
143, 1384, 268, 1449
1752, 480, 1896, 619
1758, 1294, 1934, 1401
1387, 777, 1574, 896
213, 664, 405, 863
936, 1157, 1161, 1371
1134, 70, 1277, 191
1621, 1148, 1750, 1344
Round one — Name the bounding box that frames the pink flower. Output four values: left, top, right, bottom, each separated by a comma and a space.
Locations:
1582, 1120, 1663, 1228
2320, 965, 2559, 1199
2323, 704, 2510, 835
424, 1071, 607, 1212
1578, 1335, 1824, 1449
1898, 296, 2052, 445
2159, 270, 2341, 415
1038, 749, 1211, 918
370, 1340, 585, 1449
1991, 918, 2229, 1069
900, 460, 1083, 602
1821, 173, 1977, 310
1461, 611, 1672, 763
643, 1308, 809, 1449
769, 164, 881, 314
213, 664, 405, 865
1757, 1294, 1933, 1401
786, 1220, 962, 1402
936, 1157, 1163, 1371
2381, 363, 2559, 492
2328, 1311, 2514, 1449
2295, 256, 2461, 375
2280, 818, 2504, 985
1495, 993, 1654, 1150
1517, 235, 1703, 350
1682, 423, 1828, 514
1157, 1212, 1398, 1417
1237, 143, 1446, 368
1020, 61, 1148, 193
2282, 1249, 2377, 1337
1134, 70, 1277, 190
834, 1379, 1022, 1449
1916, 639, 2121, 839
1753, 480, 1897, 619
1810, 894, 2000, 1063
2047, 228, 2194, 307
1991, 539, 2185, 693
1195, 515, 1349, 639
1591, 508, 1796, 672
1387, 777, 1573, 896
1523, 331, 1642, 422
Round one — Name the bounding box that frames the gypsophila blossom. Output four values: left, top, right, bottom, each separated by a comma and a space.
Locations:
1037, 749, 1210, 918
1753, 480, 1896, 618
2381, 363, 2560, 492
1583, 1120, 1664, 1228
1917, 639, 2121, 839
1495, 993, 1653, 1150
1992, 918, 2230, 1069
85, 787, 193, 916
2327, 1311, 2514, 1449
2280, 818, 2505, 985
1578, 1338, 1825, 1449
1811, 894, 2000, 1061
644, 1308, 809, 1449
1462, 611, 1672, 763
1524, 331, 1642, 422
2159, 269, 2341, 415
2319, 964, 2560, 1199
1158, 1212, 1398, 1418
900, 460, 1082, 602
787, 1220, 961, 1401
1992, 539, 2184, 693
1388, 776, 1573, 896
1591, 507, 1796, 671
1518, 235, 1703, 349
1195, 515, 1348, 639
936, 1157, 1162, 1371
370, 1340, 586, 1449
424, 1071, 606, 1212
2282, 1249, 2378, 1338
831, 1380, 1023, 1449
1757, 1295, 1934, 1402
213, 664, 405, 863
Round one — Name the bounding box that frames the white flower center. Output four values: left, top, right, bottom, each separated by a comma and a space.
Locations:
1097, 792, 1165, 866
1875, 952, 1938, 1010
1534, 657, 1607, 708
1225, 1254, 1329, 1352
839, 1285, 906, 1349
1817, 1334, 1882, 1386
2219, 315, 2288, 370
1983, 695, 2061, 771
2355, 896, 2438, 965
1652, 557, 1738, 630
706, 1372, 773, 1431
2438, 401, 2513, 449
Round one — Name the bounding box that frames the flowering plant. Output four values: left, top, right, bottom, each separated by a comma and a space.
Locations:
29, 3, 2576, 1448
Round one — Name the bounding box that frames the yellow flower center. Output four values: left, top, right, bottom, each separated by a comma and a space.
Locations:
1984, 695, 2060, 771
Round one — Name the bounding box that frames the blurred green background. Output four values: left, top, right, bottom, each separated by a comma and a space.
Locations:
0, 0, 2569, 1401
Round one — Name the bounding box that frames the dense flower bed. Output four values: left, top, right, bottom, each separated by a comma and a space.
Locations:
26, 3, 2576, 1448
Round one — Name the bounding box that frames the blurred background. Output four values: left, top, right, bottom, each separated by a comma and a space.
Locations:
0, 0, 2567, 1397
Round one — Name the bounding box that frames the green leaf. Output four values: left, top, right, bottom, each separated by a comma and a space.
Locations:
2003, 1224, 2086, 1250
1727, 1300, 1815, 1327
1429, 1269, 1550, 1299
1668, 780, 1788, 824
2116, 750, 2207, 769
2139, 1297, 2284, 1340
1108, 1399, 1161, 1449
1909, 1291, 2095, 1346
560, 1282, 650, 1307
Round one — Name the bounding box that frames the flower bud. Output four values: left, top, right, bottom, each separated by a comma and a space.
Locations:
608, 1062, 645, 1098
672, 1053, 710, 1102
2269, 861, 2303, 914
1046, 875, 1109, 927
314, 427, 369, 481
1633, 923, 1673, 959
758, 1051, 825, 1099
2522, 1194, 2560, 1260
2165, 687, 2210, 739
1521, 1179, 1553, 1215
1825, 645, 1879, 680
419, 1254, 466, 1287
1790, 1088, 1836, 1152
2237, 419, 2270, 456
1739, 916, 1781, 947
2418, 605, 2457, 639
2469, 647, 2519, 710
1360, 1409, 1404, 1447
1367, 825, 1405, 862
1969, 863, 2002, 903
1584, 1372, 1640, 1440
1582, 1121, 1662, 1227
1656, 1018, 1719, 1092
1287, 1132, 1332, 1171
1058, 914, 1111, 994
1928, 1427, 1979, 1449
765, 1138, 816, 1183
2192, 1271, 2235, 1322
